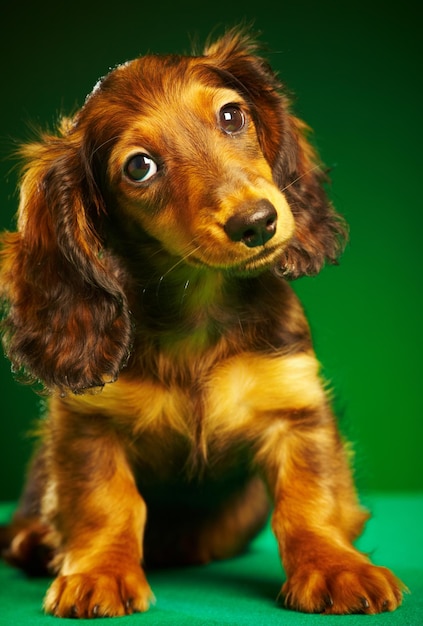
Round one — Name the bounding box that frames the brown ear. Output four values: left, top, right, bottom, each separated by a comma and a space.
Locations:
0, 126, 132, 393
274, 115, 348, 279
205, 29, 348, 278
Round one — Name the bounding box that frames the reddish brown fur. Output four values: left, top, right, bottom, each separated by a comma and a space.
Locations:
0, 28, 404, 617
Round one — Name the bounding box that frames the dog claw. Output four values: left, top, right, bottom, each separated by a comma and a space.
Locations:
51, 603, 59, 616
324, 594, 334, 608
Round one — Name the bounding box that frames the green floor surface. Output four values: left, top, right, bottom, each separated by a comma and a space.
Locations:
0, 493, 422, 625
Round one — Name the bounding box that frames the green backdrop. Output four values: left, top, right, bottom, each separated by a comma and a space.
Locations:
0, 0, 421, 501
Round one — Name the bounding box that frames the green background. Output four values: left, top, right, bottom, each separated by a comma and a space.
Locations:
0, 0, 421, 501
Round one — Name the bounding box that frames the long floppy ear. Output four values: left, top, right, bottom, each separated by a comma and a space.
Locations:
0, 123, 132, 393
204, 29, 347, 279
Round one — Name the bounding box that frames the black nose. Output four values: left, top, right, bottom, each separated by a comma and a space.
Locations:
224, 200, 278, 248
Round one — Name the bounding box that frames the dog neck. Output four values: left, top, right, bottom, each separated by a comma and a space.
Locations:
137, 260, 233, 342
108, 224, 305, 364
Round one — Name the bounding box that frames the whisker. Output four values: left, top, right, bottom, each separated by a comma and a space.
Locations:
155, 245, 202, 297
280, 164, 322, 193
155, 274, 165, 297
89, 135, 121, 159
160, 245, 202, 280
179, 279, 191, 311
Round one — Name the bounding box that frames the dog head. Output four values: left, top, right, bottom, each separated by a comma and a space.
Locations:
75, 30, 346, 278
0, 29, 347, 392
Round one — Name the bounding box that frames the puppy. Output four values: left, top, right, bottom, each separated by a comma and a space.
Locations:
0, 28, 404, 617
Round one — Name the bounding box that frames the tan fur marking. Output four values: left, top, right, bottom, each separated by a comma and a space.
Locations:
204, 351, 326, 440
62, 351, 325, 452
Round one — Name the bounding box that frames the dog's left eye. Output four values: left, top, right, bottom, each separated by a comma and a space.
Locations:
124, 153, 158, 183
219, 104, 245, 135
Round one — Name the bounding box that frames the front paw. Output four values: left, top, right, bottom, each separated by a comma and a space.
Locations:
44, 568, 154, 618
281, 561, 405, 614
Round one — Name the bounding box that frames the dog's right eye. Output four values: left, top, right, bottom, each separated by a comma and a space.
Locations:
124, 153, 158, 183
219, 104, 245, 135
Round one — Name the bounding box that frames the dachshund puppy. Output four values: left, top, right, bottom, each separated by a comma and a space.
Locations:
0, 29, 404, 617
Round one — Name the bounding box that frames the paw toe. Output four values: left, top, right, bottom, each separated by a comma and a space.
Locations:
44, 570, 153, 618
282, 562, 405, 615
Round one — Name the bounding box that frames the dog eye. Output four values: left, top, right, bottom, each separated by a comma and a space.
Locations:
124, 153, 158, 183
219, 104, 245, 134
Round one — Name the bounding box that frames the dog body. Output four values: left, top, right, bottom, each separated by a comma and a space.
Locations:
0, 30, 403, 617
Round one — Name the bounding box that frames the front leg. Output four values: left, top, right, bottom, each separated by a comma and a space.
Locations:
255, 382, 404, 614
42, 403, 153, 618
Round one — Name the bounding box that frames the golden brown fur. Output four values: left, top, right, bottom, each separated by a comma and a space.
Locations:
0, 29, 404, 616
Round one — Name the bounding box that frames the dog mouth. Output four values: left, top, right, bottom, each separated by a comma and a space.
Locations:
228, 244, 282, 275
188, 242, 282, 275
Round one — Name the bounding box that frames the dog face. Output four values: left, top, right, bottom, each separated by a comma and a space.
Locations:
107, 73, 295, 274
71, 35, 345, 279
